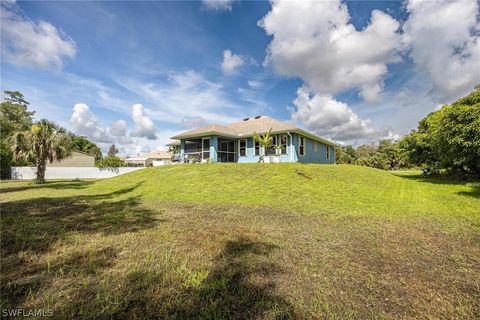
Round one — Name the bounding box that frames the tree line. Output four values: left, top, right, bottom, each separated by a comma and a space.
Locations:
0, 91, 123, 183
335, 86, 480, 178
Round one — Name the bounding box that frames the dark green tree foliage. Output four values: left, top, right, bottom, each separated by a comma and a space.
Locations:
334, 145, 356, 164
400, 87, 480, 175
11, 119, 73, 184
96, 144, 124, 168
335, 141, 408, 170
71, 135, 103, 160
96, 156, 124, 168
0, 91, 35, 179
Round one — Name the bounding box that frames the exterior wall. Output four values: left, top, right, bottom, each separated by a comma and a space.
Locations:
291, 133, 335, 164
11, 166, 144, 180
151, 160, 171, 166
237, 137, 291, 163
48, 152, 95, 167
179, 133, 335, 164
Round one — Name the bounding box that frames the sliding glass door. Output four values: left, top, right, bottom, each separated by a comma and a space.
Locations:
217, 138, 236, 162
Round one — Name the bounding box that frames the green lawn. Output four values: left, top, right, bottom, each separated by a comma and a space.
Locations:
1, 164, 479, 319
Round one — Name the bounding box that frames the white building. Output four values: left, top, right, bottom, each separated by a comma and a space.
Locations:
125, 151, 173, 167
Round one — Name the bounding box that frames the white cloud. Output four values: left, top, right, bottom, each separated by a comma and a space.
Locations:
202, 0, 234, 11
110, 119, 127, 136
69, 104, 162, 154
403, 0, 480, 103
259, 0, 402, 102
118, 70, 243, 124
221, 49, 245, 74
70, 104, 113, 143
180, 116, 208, 129
130, 104, 157, 140
247, 80, 263, 88
1, 2, 76, 69
289, 86, 395, 144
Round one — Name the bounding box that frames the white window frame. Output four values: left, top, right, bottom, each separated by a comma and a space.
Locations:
326, 145, 331, 160
254, 139, 260, 156
298, 136, 305, 156
238, 139, 247, 157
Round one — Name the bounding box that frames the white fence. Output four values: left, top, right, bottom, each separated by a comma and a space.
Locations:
11, 166, 145, 180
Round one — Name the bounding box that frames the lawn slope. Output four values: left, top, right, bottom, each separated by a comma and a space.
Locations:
93, 163, 478, 224
1, 164, 479, 319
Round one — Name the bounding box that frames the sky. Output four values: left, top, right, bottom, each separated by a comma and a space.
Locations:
1, 0, 479, 156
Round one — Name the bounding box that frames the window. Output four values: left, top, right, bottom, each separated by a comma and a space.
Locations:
326, 146, 331, 160
266, 135, 277, 155
299, 136, 305, 156
254, 139, 260, 156
239, 139, 247, 157
202, 138, 210, 160
280, 134, 287, 154
313, 141, 317, 152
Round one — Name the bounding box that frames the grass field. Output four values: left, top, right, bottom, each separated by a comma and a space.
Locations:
1, 164, 479, 319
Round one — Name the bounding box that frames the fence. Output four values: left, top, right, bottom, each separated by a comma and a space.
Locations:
10, 166, 145, 180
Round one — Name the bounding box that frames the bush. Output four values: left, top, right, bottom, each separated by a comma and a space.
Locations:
96, 156, 124, 168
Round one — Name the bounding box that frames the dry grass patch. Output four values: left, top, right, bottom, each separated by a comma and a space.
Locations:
2, 198, 479, 319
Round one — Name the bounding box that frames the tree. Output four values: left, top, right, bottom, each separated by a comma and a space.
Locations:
436, 92, 480, 174
11, 119, 72, 183
253, 128, 273, 163
0, 91, 34, 179
71, 135, 102, 160
335, 145, 356, 164
400, 86, 480, 175
334, 141, 408, 170
107, 144, 119, 157
376, 139, 407, 170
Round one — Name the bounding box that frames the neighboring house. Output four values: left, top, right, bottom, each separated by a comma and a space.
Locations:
48, 151, 95, 167
125, 151, 173, 167
169, 115, 336, 164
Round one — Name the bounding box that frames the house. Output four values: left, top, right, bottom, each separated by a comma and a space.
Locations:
48, 151, 95, 167
169, 115, 336, 164
125, 151, 173, 167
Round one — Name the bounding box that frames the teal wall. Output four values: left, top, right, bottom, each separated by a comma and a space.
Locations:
291, 133, 335, 164
179, 133, 335, 164
237, 137, 291, 163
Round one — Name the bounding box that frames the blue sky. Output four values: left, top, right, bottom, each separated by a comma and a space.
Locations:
2, 0, 479, 155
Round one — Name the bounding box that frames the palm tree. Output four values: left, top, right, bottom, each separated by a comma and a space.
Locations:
253, 127, 273, 163
11, 119, 72, 183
